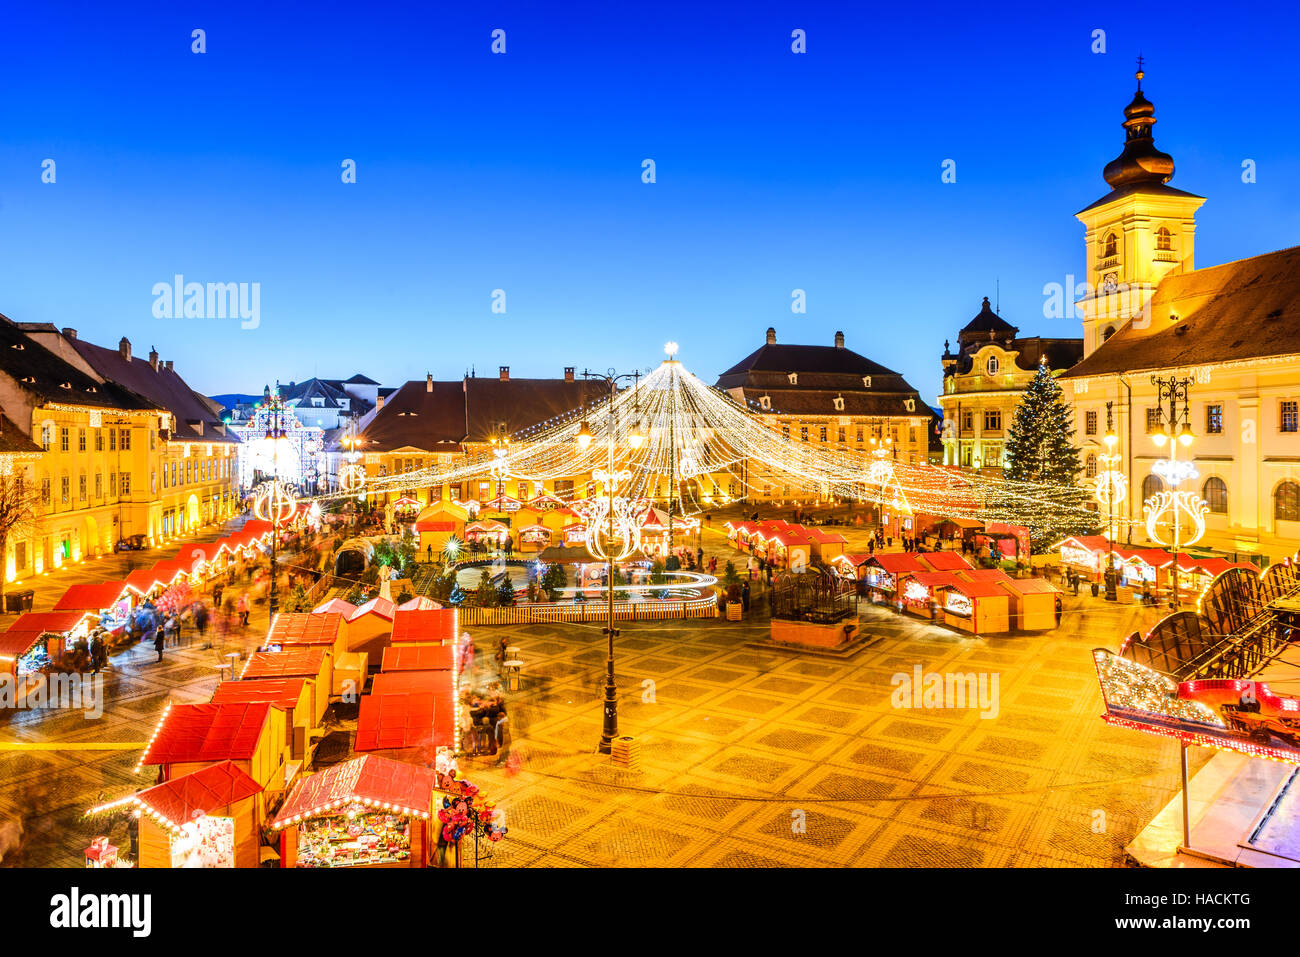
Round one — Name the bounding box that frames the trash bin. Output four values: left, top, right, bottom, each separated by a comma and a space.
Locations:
5, 589, 34, 613
1090, 583, 1099, 598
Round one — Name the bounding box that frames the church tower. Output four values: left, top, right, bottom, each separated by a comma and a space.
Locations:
1074, 64, 1205, 357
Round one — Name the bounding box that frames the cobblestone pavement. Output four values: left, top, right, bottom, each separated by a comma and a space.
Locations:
1, 514, 1196, 868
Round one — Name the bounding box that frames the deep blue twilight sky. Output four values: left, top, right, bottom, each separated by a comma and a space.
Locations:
1, 1, 1297, 402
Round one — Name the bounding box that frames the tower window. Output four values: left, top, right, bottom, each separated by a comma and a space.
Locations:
1101, 232, 1118, 258
1156, 227, 1173, 252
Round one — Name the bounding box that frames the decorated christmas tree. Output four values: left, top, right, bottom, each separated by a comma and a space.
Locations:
1004, 361, 1093, 550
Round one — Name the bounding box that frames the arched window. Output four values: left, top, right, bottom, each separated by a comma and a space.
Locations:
1276, 482, 1300, 523
1142, 474, 1165, 501
1102, 232, 1118, 258
1102, 326, 1117, 342
1156, 227, 1173, 252
1203, 477, 1228, 514
986, 356, 999, 375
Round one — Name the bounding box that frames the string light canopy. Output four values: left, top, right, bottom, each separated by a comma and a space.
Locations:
315, 352, 1112, 536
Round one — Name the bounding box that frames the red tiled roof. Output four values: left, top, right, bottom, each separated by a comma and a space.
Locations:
390, 608, 457, 644
268, 613, 344, 646
354, 691, 454, 752
127, 761, 262, 829
139, 703, 272, 766
0, 611, 92, 658
211, 677, 308, 709
381, 644, 456, 672
273, 754, 439, 826
52, 581, 130, 612
240, 647, 326, 679
916, 551, 974, 572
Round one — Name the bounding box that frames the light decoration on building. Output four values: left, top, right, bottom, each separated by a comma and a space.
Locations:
338, 462, 366, 493
230, 388, 324, 493
1143, 458, 1208, 549
311, 353, 1113, 535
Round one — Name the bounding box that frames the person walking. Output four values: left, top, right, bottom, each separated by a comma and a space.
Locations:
741, 580, 751, 614
154, 626, 166, 663
460, 632, 475, 676
89, 632, 106, 674
696, 546, 704, 568
195, 603, 210, 643
237, 594, 250, 628
495, 635, 509, 676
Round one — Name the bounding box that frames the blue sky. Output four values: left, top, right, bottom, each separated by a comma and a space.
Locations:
1, 0, 1297, 402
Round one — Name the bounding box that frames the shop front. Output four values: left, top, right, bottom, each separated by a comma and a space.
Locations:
861, 553, 927, 605
517, 524, 553, 553
901, 572, 961, 620
943, 580, 1010, 636
52, 581, 133, 632
0, 611, 94, 681
1056, 535, 1112, 582
272, 754, 440, 868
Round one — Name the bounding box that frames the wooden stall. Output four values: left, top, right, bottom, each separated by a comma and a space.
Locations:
0, 611, 94, 681
273, 754, 439, 869
211, 678, 314, 762
381, 644, 456, 673
345, 598, 396, 658
390, 607, 458, 647
91, 760, 263, 868
862, 552, 927, 604
241, 648, 333, 725
805, 527, 848, 563
268, 612, 349, 659
354, 672, 456, 765
137, 702, 285, 794
942, 579, 1011, 635
999, 577, 1061, 631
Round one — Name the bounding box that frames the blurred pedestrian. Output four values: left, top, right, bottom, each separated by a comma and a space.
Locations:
154, 627, 166, 663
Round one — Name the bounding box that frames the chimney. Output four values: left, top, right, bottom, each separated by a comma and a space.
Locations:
834, 331, 845, 349
164, 360, 173, 370
426, 373, 433, 392
149, 346, 159, 371
766, 327, 776, 345
118, 337, 131, 361
564, 367, 574, 383
62, 328, 77, 340
499, 366, 509, 381
376, 395, 385, 411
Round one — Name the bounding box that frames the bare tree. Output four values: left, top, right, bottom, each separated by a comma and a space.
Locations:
0, 468, 40, 606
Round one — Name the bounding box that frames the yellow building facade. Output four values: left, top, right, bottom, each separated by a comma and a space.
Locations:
1058, 70, 1300, 563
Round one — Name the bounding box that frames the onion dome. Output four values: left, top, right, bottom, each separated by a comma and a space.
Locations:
1103, 67, 1175, 188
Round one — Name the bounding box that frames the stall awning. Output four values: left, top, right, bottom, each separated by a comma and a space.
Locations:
93, 760, 263, 833
354, 691, 455, 752
381, 645, 455, 673
53, 581, 130, 612
211, 677, 308, 710
269, 612, 345, 646
273, 754, 438, 827
0, 611, 92, 658
138, 703, 273, 766
241, 647, 326, 680
390, 608, 457, 644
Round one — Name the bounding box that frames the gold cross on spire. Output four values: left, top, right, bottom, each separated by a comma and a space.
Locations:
1136, 53, 1145, 89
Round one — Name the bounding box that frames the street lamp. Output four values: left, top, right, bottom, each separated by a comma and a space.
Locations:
578, 367, 642, 755
1145, 376, 1205, 609
1096, 402, 1127, 602
489, 425, 510, 505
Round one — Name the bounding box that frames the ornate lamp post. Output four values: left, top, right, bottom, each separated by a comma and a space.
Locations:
1144, 376, 1207, 609
1095, 401, 1127, 601
253, 396, 295, 618
577, 368, 643, 754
